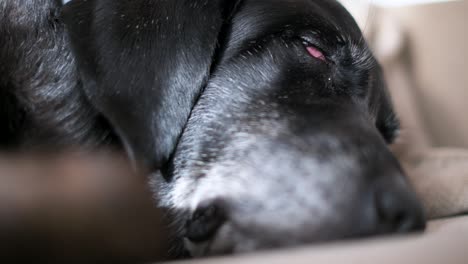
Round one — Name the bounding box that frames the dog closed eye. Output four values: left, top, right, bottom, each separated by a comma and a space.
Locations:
306, 45, 327, 62
299, 36, 330, 63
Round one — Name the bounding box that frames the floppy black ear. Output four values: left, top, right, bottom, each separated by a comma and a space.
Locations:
62, 0, 240, 170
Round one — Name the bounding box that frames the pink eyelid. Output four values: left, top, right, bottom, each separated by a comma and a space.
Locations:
306, 46, 327, 62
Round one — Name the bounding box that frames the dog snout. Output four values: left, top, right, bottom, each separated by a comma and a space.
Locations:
372, 177, 426, 234
179, 127, 427, 255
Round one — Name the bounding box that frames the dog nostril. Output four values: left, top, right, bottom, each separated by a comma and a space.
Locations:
185, 200, 227, 243
375, 190, 426, 233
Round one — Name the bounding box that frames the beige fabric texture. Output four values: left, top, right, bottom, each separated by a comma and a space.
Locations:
172, 216, 468, 264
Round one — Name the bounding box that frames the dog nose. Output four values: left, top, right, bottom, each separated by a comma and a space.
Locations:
374, 183, 426, 233
185, 200, 227, 243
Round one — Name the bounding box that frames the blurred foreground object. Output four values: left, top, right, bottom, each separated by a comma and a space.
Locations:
0, 151, 169, 263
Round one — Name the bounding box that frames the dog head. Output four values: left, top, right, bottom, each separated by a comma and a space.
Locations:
62, 0, 425, 257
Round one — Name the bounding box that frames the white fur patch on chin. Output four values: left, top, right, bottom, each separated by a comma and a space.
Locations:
159, 133, 358, 234
168, 153, 355, 214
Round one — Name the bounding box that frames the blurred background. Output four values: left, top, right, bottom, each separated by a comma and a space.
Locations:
1, 0, 467, 263
340, 0, 467, 149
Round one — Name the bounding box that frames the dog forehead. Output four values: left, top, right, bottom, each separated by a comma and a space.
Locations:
229, 0, 362, 40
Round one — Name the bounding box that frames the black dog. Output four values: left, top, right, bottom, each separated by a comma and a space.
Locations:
0, 0, 115, 149
1, 0, 425, 257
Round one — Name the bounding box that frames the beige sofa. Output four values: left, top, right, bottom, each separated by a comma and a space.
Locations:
172, 216, 468, 264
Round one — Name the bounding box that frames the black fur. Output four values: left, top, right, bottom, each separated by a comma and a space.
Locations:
0, 0, 397, 164
61, 0, 244, 170
0, 0, 115, 150
1, 0, 424, 258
